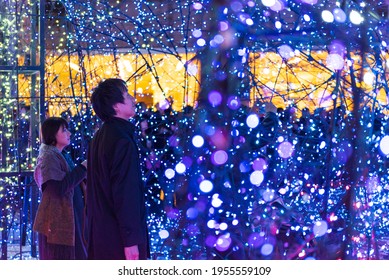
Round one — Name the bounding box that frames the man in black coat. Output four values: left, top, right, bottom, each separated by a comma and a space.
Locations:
87, 78, 149, 260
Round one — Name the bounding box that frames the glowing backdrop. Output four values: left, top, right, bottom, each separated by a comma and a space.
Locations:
1, 0, 389, 260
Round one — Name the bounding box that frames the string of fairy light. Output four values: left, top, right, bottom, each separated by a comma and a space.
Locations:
2, 0, 389, 259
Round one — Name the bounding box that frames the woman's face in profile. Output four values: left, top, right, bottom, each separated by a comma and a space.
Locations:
55, 125, 71, 150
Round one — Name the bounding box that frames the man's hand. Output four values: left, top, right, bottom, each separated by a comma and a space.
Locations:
124, 245, 139, 260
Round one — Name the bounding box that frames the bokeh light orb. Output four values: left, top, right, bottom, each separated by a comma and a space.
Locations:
186, 207, 199, 219
239, 161, 251, 173
261, 0, 276, 7
313, 220, 328, 237
252, 158, 267, 171
159, 99, 170, 110
246, 18, 254, 26
278, 44, 294, 60
219, 21, 229, 31
277, 141, 294, 159
326, 53, 344, 70
219, 222, 228, 230
187, 64, 198, 76
250, 170, 264, 186
231, 128, 239, 137
175, 162, 186, 174
199, 180, 213, 193
262, 188, 275, 202
192, 29, 202, 38
350, 10, 364, 25
231, 1, 243, 11
205, 125, 216, 136
363, 72, 375, 85
321, 10, 334, 23
300, 0, 318, 4
164, 168, 175, 179
192, 135, 204, 148
333, 8, 346, 23
270, 0, 284, 12
208, 90, 222, 107
211, 150, 228, 165
379, 135, 389, 155
261, 243, 274, 256
158, 230, 169, 239
329, 40, 345, 55
207, 219, 216, 229
213, 34, 224, 45
246, 113, 260, 128
216, 234, 232, 252
212, 194, 223, 208
248, 1, 255, 7
227, 96, 241, 110
197, 38, 206, 47
192, 2, 203, 10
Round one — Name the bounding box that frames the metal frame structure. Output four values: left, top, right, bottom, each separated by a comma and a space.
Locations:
0, 0, 45, 259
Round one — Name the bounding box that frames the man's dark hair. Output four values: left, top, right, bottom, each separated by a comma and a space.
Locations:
91, 78, 128, 122
41, 117, 68, 146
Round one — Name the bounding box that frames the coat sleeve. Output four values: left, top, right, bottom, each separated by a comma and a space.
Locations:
110, 137, 144, 247
42, 165, 87, 196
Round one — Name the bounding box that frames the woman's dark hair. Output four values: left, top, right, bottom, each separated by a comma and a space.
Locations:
91, 78, 127, 122
41, 117, 68, 146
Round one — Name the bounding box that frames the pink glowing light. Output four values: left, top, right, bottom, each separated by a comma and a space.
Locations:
277, 141, 294, 158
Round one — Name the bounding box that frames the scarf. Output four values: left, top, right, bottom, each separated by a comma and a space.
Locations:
34, 143, 69, 190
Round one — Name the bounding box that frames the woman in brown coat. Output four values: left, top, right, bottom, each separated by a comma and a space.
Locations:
33, 117, 87, 259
